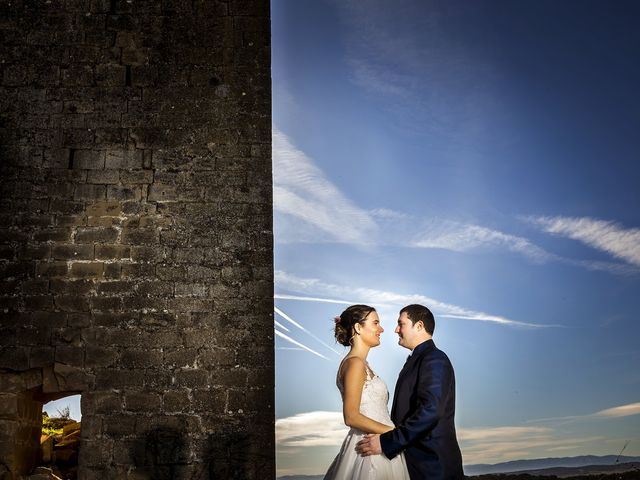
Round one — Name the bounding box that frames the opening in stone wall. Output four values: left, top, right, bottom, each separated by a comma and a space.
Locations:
38, 395, 82, 480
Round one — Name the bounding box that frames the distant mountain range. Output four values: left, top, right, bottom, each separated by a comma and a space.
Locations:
277, 455, 640, 479
464, 454, 640, 476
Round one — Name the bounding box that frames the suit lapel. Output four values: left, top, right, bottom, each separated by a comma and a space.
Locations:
391, 353, 418, 420
390, 340, 436, 421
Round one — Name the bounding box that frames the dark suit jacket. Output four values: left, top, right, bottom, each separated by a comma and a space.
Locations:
380, 339, 464, 479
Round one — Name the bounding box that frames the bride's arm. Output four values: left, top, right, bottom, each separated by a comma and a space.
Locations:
341, 358, 394, 435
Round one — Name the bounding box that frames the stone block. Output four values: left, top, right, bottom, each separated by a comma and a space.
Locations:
147, 184, 177, 202
19, 244, 51, 261
174, 369, 209, 389
175, 283, 207, 297
162, 391, 191, 413
121, 295, 166, 311
95, 245, 132, 260
52, 244, 94, 260
75, 150, 106, 169
119, 349, 163, 369
96, 280, 135, 295
105, 149, 144, 169
191, 389, 226, 413
33, 228, 73, 242
163, 349, 197, 368
120, 228, 158, 245
55, 346, 85, 366
155, 264, 187, 281
89, 296, 122, 311
124, 392, 162, 412
95, 64, 126, 86
70, 262, 104, 278
197, 347, 236, 368
119, 170, 154, 185
95, 369, 144, 389
0, 394, 18, 417
16, 324, 52, 345
135, 281, 173, 297
86, 201, 122, 217
87, 169, 120, 184
35, 261, 68, 278
62, 128, 94, 148
209, 367, 247, 389
83, 391, 123, 415
130, 245, 165, 262
78, 438, 113, 467
28, 347, 55, 368
56, 215, 87, 227
68, 313, 91, 327
49, 279, 94, 295
0, 347, 30, 370
120, 263, 155, 278
140, 312, 176, 327
106, 185, 142, 201
87, 216, 118, 227
55, 295, 90, 312
56, 364, 94, 391
74, 184, 106, 201
74, 227, 119, 243
166, 297, 214, 313
84, 346, 118, 368
31, 311, 67, 329
103, 262, 121, 278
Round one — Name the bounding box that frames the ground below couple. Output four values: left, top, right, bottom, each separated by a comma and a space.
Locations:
323, 304, 464, 480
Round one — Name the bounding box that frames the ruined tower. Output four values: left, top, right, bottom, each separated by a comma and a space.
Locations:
0, 0, 273, 478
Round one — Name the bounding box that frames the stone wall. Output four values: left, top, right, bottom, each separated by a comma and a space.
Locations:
0, 1, 273, 478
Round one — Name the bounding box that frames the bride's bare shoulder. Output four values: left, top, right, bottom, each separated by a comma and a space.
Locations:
339, 356, 367, 377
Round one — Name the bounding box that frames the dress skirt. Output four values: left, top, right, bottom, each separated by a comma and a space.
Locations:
323, 428, 410, 480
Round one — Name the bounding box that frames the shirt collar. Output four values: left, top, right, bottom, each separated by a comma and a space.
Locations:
411, 338, 434, 357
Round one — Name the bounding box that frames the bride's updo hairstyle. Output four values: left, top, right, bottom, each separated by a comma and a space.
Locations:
334, 304, 376, 347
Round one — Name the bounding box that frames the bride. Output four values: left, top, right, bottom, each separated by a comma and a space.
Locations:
324, 305, 410, 480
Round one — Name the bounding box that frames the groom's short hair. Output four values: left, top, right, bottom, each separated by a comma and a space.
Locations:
400, 304, 435, 335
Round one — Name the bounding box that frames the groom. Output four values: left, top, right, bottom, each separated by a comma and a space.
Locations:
356, 304, 464, 479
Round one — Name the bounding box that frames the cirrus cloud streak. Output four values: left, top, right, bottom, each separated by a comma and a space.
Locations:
276, 270, 556, 328
527, 216, 640, 268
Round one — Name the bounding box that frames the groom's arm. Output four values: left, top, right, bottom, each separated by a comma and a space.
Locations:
380, 354, 453, 459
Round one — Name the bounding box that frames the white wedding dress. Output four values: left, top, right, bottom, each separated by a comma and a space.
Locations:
324, 362, 410, 479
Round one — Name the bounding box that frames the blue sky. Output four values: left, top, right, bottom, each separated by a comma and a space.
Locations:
273, 0, 640, 476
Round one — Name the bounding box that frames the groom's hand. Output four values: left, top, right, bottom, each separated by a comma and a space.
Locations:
355, 434, 382, 456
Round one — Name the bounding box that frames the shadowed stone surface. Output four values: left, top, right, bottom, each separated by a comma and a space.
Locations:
0, 0, 273, 478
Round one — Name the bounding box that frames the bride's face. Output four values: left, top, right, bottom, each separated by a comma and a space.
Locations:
356, 311, 384, 347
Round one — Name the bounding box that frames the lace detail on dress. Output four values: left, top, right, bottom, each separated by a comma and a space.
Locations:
336, 358, 393, 428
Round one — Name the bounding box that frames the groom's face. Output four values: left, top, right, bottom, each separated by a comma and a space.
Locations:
395, 312, 420, 350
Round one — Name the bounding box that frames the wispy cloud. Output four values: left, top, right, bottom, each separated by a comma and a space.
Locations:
275, 293, 353, 306
274, 318, 290, 332
273, 129, 378, 245
527, 216, 640, 268
593, 402, 640, 418
274, 129, 637, 276
411, 221, 553, 263
527, 401, 640, 424
275, 307, 342, 357
459, 426, 605, 465
275, 270, 555, 328
274, 411, 607, 465
274, 330, 330, 361
276, 411, 348, 448
458, 426, 551, 442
